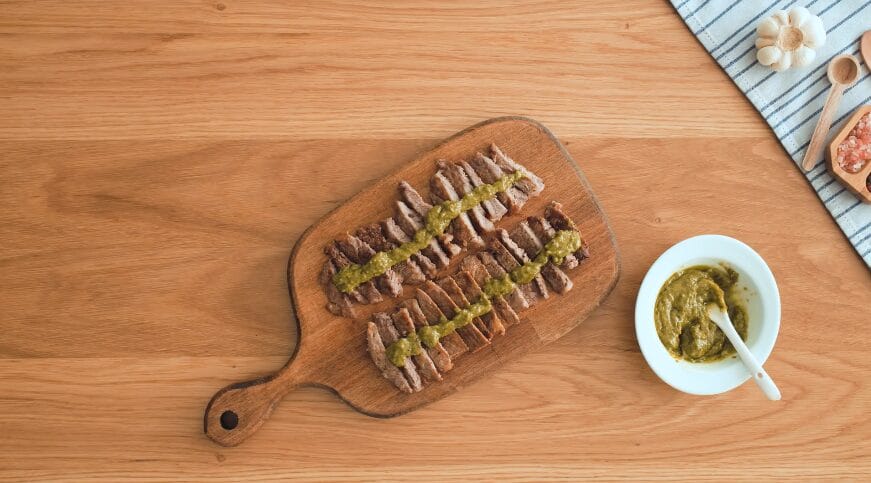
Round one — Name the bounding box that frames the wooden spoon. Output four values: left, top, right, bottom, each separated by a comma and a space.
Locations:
707, 304, 782, 400
861, 31, 871, 68
801, 54, 861, 171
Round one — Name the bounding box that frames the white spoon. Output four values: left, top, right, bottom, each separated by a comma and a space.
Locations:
707, 304, 781, 401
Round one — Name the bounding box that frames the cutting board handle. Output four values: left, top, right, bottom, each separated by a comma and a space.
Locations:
203, 362, 305, 446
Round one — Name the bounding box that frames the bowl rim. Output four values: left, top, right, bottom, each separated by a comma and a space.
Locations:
634, 234, 781, 396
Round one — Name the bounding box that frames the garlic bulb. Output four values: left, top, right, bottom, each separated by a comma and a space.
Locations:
755, 6, 825, 72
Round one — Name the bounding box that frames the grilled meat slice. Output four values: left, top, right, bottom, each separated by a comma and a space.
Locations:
336, 233, 402, 298
392, 308, 441, 382
381, 218, 438, 277
399, 181, 462, 257
469, 152, 528, 214
374, 312, 422, 392
527, 216, 579, 270
394, 201, 451, 268
441, 161, 495, 235
459, 255, 520, 327
509, 221, 572, 294
490, 143, 545, 196
320, 259, 356, 318
415, 288, 468, 359
453, 270, 506, 338
496, 229, 549, 300
488, 240, 539, 304
367, 322, 412, 393
430, 169, 483, 248
399, 298, 452, 372
545, 202, 590, 260
460, 160, 508, 222
437, 278, 490, 348
356, 222, 426, 286
478, 251, 530, 313
323, 241, 367, 304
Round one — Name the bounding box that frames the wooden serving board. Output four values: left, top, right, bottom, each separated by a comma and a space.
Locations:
204, 116, 620, 446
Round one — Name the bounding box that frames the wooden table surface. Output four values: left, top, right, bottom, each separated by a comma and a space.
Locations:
2, 1, 869, 481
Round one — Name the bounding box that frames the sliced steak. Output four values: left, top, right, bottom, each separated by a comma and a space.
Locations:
374, 312, 422, 392
336, 233, 402, 298
399, 298, 452, 372
527, 215, 579, 270
436, 278, 490, 349
356, 222, 426, 286
459, 255, 520, 327
453, 270, 506, 337
367, 322, 412, 393
545, 202, 590, 260
415, 288, 468, 359
496, 229, 550, 300
460, 160, 508, 222
320, 259, 356, 318
394, 200, 451, 268
509, 221, 572, 294
469, 152, 528, 213
399, 181, 463, 259
478, 251, 530, 313
441, 161, 495, 234
430, 169, 483, 248
333, 236, 385, 303
490, 143, 545, 196
392, 308, 441, 382
323, 241, 367, 304
382, 218, 438, 277
488, 240, 539, 305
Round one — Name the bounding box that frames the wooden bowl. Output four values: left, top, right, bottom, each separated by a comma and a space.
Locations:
826, 105, 871, 204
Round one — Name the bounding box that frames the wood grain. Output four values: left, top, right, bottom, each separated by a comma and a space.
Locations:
1, 0, 870, 481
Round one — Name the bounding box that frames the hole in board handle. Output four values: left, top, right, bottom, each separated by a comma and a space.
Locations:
220, 410, 239, 430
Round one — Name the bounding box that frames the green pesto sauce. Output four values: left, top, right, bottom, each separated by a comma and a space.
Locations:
653, 265, 749, 363
332, 171, 525, 293
386, 230, 581, 367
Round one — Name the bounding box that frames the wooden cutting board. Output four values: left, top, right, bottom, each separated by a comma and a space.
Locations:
204, 116, 620, 446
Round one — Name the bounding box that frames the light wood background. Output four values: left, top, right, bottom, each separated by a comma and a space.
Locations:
1, 1, 869, 481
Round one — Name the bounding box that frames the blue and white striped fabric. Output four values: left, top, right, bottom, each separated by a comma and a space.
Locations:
672, 0, 871, 268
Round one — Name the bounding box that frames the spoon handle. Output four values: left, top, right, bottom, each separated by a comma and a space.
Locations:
802, 83, 846, 171
717, 315, 782, 401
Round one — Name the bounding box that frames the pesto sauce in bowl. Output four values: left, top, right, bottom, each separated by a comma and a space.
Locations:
653, 265, 748, 363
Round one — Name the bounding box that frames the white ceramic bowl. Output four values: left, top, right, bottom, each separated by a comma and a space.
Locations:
635, 235, 781, 395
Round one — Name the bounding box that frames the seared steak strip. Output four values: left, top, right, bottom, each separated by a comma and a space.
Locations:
509, 221, 572, 294
527, 216, 578, 270
441, 160, 495, 235
430, 168, 483, 248
460, 160, 508, 221
490, 144, 545, 196
453, 270, 506, 338
545, 202, 590, 260
323, 242, 367, 304
356, 223, 426, 286
496, 229, 549, 300
488, 240, 540, 305
320, 260, 356, 318
392, 308, 441, 382
374, 312, 422, 392
394, 200, 451, 268
478, 251, 530, 313
336, 234, 402, 299
415, 288, 468, 359
469, 152, 528, 214
437, 278, 491, 346
381, 218, 438, 278
366, 322, 412, 393
399, 299, 452, 373
459, 255, 520, 327
399, 182, 462, 258
423, 281, 489, 351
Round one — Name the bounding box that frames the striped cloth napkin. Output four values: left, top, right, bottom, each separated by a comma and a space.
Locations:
672, 0, 870, 268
